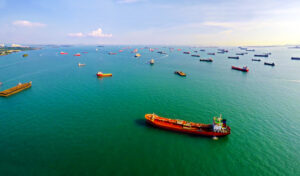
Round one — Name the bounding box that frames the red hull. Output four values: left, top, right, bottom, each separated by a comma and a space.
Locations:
145, 114, 230, 137
232, 66, 249, 72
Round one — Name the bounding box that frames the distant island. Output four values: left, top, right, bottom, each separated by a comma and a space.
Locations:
0, 44, 40, 56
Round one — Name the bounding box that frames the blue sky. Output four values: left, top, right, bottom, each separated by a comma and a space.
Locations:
0, 0, 300, 46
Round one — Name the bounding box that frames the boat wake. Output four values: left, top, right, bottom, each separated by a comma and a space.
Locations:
287, 80, 300, 83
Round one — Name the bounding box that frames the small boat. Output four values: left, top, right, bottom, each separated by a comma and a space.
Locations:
119, 50, 123, 52
78, 63, 86, 67
177, 49, 182, 51
0, 82, 32, 97
199, 49, 205, 51
74, 53, 81, 56
157, 51, 167, 54
183, 51, 191, 54
174, 71, 186, 77
252, 59, 261, 62
207, 53, 215, 55
232, 66, 249, 72
264, 62, 275, 66
246, 49, 255, 52
149, 48, 154, 52
239, 47, 247, 50
22, 54, 28, 57
191, 54, 200, 57
150, 59, 155, 65
133, 49, 138, 53
236, 53, 244, 55
194, 51, 198, 53
96, 48, 98, 51
96, 72, 112, 77
291, 57, 300, 60
135, 53, 141, 57
145, 113, 230, 137
60, 51, 68, 55
228, 56, 239, 59
200, 58, 213, 62
217, 51, 225, 54
254, 54, 268, 57
108, 52, 117, 55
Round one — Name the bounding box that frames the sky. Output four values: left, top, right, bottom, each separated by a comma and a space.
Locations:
0, 0, 300, 46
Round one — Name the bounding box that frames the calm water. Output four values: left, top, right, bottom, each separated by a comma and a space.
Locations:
0, 46, 300, 176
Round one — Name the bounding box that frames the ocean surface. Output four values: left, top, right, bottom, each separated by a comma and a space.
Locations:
0, 46, 299, 176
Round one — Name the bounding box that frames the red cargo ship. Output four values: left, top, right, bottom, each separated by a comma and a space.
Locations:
232, 66, 249, 72
74, 53, 81, 56
145, 113, 230, 137
60, 52, 68, 55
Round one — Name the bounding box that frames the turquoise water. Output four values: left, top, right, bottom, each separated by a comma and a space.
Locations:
0, 46, 300, 175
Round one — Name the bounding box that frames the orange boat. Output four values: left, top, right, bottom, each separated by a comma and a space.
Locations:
0, 82, 32, 97
174, 71, 186, 77
145, 113, 230, 137
96, 72, 112, 77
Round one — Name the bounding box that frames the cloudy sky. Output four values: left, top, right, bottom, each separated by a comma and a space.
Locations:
0, 0, 300, 46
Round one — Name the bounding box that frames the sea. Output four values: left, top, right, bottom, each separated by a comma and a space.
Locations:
0, 45, 299, 176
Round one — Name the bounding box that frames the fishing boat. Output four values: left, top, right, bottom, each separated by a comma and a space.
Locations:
108, 52, 117, 55
145, 113, 230, 137
254, 54, 268, 57
191, 54, 200, 57
174, 71, 186, 77
200, 58, 213, 62
291, 57, 300, 60
252, 59, 261, 62
228, 56, 239, 59
264, 62, 275, 66
0, 82, 32, 97
60, 51, 68, 55
96, 72, 112, 77
74, 53, 81, 56
232, 66, 249, 72
207, 53, 215, 55
183, 51, 190, 54
135, 53, 141, 57
150, 59, 155, 65
78, 63, 86, 67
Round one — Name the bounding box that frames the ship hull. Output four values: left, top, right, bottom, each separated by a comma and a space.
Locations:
232, 66, 249, 72
145, 114, 230, 137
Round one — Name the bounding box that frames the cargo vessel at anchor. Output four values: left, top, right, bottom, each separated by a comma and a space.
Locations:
0, 82, 32, 97
145, 113, 230, 137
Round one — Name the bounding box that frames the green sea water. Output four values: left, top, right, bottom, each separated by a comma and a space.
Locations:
0, 46, 299, 176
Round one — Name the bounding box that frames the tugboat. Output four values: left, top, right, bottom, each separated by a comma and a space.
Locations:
96, 72, 112, 77
145, 113, 231, 137
200, 58, 213, 62
191, 54, 200, 57
228, 56, 239, 59
252, 59, 261, 62
150, 59, 155, 65
174, 71, 186, 77
0, 82, 32, 97
231, 66, 249, 72
264, 62, 275, 66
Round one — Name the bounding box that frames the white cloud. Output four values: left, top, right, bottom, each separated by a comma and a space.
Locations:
68, 32, 84, 37
12, 20, 46, 27
87, 28, 112, 38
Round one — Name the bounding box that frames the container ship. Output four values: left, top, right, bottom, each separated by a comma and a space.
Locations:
0, 82, 32, 97
228, 56, 239, 59
145, 113, 230, 137
200, 58, 213, 62
291, 57, 300, 60
264, 62, 275, 66
254, 54, 268, 57
232, 66, 249, 72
